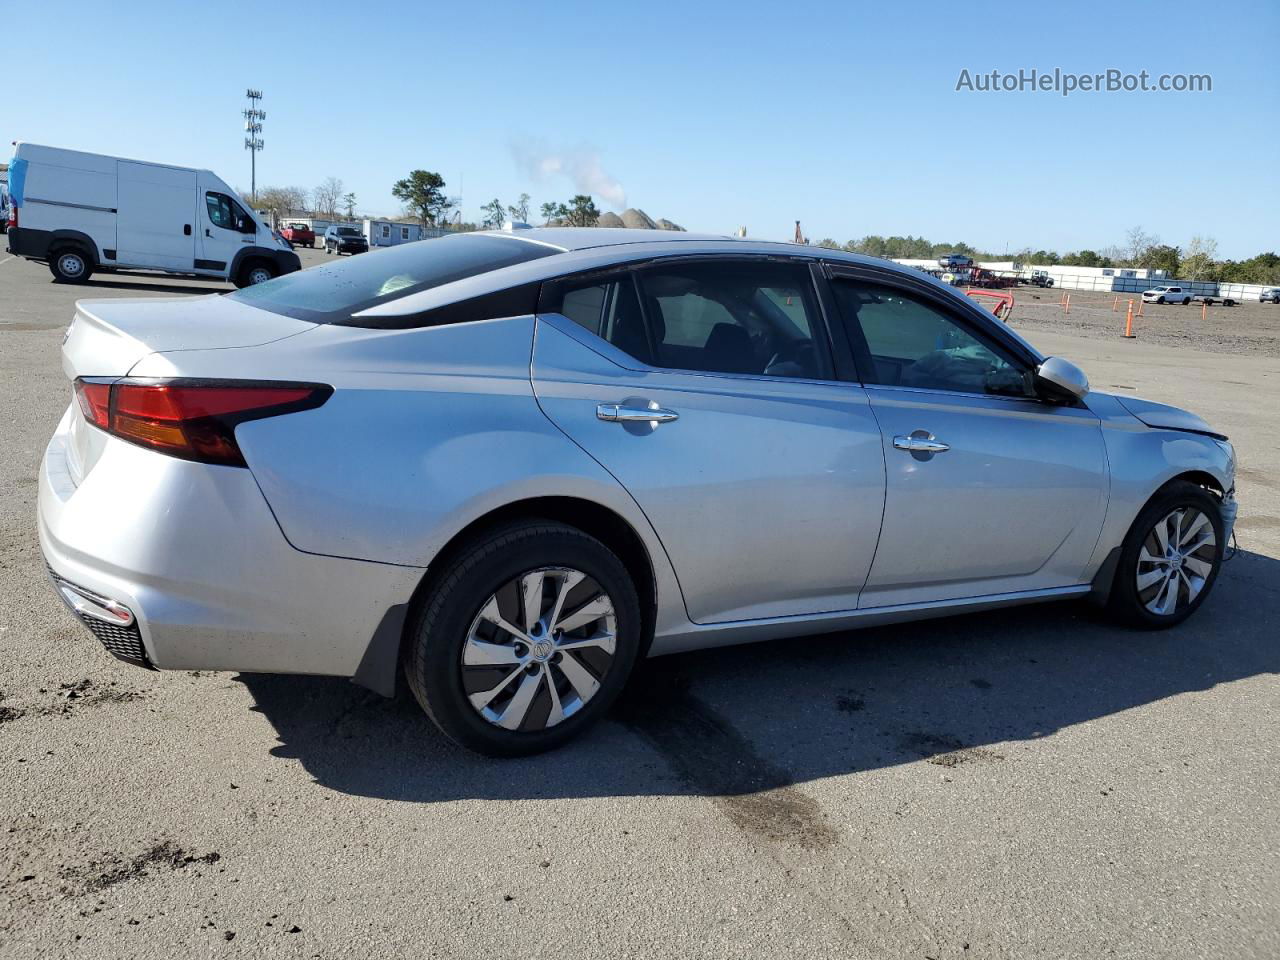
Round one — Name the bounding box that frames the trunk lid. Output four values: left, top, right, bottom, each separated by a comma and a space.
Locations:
61, 294, 317, 483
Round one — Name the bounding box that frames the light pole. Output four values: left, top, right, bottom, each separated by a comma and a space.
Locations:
243, 89, 265, 201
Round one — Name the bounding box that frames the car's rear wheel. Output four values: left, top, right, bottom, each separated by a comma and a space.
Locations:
1182, 297, 1191, 305
49, 247, 93, 283
405, 521, 642, 756
1108, 481, 1224, 628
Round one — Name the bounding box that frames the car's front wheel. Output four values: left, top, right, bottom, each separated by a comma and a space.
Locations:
1108, 481, 1225, 628
405, 521, 642, 756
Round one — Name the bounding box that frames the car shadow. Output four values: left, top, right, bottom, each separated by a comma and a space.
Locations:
73, 278, 229, 295
239, 549, 1279, 806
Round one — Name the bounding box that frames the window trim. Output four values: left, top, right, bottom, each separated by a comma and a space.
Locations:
823, 264, 1044, 402
537, 254, 843, 385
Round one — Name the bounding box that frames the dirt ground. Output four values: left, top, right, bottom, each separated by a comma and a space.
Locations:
1005, 286, 1280, 358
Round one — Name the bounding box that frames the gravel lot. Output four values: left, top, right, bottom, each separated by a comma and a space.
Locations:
1, 249, 1277, 959
1008, 286, 1280, 358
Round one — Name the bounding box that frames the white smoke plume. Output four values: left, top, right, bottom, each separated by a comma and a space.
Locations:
510, 141, 627, 210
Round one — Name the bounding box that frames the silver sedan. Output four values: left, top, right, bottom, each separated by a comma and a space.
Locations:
39, 228, 1237, 754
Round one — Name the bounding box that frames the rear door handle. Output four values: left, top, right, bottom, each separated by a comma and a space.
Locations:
183, 224, 192, 236
597, 402, 679, 424
893, 433, 950, 453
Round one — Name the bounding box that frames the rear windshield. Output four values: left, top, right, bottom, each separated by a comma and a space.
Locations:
229, 233, 561, 322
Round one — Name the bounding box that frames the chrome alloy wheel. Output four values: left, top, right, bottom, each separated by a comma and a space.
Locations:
1136, 506, 1217, 616
461, 567, 617, 731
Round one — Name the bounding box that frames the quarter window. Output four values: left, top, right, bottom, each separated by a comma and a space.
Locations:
832, 279, 1029, 396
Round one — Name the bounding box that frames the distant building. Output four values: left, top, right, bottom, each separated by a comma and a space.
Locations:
364, 217, 427, 247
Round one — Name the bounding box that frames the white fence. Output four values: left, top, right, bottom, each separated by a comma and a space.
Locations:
1022, 268, 1274, 301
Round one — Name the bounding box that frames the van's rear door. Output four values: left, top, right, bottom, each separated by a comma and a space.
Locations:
115, 161, 196, 271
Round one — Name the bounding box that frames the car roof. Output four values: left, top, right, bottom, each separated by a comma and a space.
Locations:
354, 227, 939, 319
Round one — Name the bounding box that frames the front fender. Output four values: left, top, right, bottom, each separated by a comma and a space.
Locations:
1086, 392, 1235, 575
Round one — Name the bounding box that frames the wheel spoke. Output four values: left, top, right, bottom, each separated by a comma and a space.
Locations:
1183, 554, 1214, 578
1152, 515, 1171, 555
462, 638, 523, 667
1136, 566, 1167, 591
546, 570, 586, 633
467, 665, 524, 711
520, 571, 545, 632
555, 631, 616, 655
1181, 529, 1216, 557
556, 651, 600, 702
1151, 575, 1179, 615
478, 596, 531, 644
1183, 570, 1206, 602
495, 670, 543, 730
555, 594, 612, 633
1178, 512, 1210, 548
543, 664, 565, 727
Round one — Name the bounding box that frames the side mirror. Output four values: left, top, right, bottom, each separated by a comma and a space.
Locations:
1034, 356, 1089, 402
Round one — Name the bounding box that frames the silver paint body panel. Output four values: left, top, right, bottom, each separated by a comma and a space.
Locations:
37, 230, 1237, 676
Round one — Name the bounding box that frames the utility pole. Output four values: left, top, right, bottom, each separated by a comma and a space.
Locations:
243, 89, 265, 201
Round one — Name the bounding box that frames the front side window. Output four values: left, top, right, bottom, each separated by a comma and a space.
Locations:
832, 279, 1028, 396
205, 192, 236, 230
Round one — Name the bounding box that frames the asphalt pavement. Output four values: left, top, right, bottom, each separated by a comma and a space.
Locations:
1, 250, 1276, 959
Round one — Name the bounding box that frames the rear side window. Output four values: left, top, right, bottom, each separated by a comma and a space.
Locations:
547, 259, 830, 380
229, 233, 560, 322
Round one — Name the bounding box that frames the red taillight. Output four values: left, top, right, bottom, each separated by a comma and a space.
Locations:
73, 379, 331, 467
5, 206, 15, 230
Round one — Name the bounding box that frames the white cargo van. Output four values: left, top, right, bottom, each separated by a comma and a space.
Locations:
5, 142, 300, 287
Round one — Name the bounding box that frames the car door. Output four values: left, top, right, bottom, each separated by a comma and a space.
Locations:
827, 268, 1109, 608
532, 257, 887, 625
197, 188, 252, 275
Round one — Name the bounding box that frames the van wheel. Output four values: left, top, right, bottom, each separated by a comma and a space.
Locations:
235, 261, 276, 288
49, 248, 93, 283
404, 521, 642, 756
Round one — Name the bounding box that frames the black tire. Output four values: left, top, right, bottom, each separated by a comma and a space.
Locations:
233, 260, 276, 289
1107, 481, 1225, 629
404, 521, 643, 756
1182, 297, 1191, 305
49, 247, 93, 283
1156, 296, 1165, 304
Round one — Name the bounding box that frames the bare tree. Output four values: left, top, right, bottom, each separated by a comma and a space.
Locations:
254, 185, 309, 216
1183, 235, 1219, 280
1124, 225, 1158, 266
313, 177, 345, 219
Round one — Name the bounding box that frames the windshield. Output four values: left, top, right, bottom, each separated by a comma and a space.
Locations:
337, 227, 360, 236
229, 233, 561, 322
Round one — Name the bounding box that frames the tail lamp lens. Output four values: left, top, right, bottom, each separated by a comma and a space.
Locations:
73, 379, 331, 467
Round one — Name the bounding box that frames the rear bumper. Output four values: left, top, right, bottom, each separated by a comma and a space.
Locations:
38, 406, 422, 676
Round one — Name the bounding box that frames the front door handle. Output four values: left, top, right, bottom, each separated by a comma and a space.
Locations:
597, 402, 679, 424
893, 432, 950, 454
183, 224, 192, 236
205, 228, 213, 238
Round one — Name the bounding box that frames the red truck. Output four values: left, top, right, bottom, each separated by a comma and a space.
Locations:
279, 222, 315, 249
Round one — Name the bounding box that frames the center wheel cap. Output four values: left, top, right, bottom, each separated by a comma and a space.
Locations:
531, 638, 555, 661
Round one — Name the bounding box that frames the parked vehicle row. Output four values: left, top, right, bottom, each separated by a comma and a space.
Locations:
39, 228, 1237, 756
4, 143, 300, 287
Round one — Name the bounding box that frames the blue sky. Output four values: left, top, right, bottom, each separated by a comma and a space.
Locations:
5, 0, 1277, 257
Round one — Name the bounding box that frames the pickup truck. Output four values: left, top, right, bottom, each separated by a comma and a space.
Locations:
1023, 270, 1055, 288
280, 222, 316, 248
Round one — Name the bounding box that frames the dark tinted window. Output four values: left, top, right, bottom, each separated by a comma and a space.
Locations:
832, 279, 1028, 396
230, 233, 560, 322
637, 261, 827, 378
205, 192, 236, 230
551, 260, 829, 379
